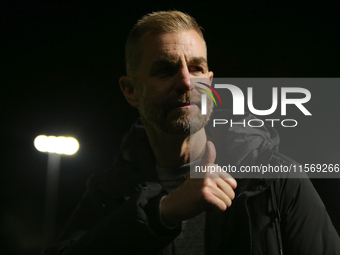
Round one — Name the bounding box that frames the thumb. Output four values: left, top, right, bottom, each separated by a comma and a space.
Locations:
201, 141, 216, 165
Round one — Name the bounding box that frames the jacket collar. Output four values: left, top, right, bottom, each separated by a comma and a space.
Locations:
90, 110, 280, 199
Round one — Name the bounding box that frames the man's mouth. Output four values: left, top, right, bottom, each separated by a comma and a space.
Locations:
175, 101, 200, 110
181, 101, 191, 107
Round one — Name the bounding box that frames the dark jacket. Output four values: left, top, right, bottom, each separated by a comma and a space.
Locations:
44, 112, 340, 255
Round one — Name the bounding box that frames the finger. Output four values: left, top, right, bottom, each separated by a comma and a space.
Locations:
201, 141, 216, 166
201, 186, 230, 211
219, 172, 237, 189
216, 178, 236, 200
202, 180, 233, 207
222, 177, 237, 190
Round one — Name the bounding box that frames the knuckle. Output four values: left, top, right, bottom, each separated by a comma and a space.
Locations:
201, 186, 211, 198
230, 190, 235, 200
202, 178, 213, 187
219, 203, 227, 211
226, 197, 232, 207
231, 179, 237, 189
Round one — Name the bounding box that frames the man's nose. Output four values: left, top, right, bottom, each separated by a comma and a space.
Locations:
174, 66, 192, 93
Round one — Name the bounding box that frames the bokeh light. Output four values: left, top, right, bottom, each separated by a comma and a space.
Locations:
34, 135, 79, 155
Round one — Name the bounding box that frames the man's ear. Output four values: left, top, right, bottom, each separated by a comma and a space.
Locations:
209, 71, 214, 81
119, 76, 140, 108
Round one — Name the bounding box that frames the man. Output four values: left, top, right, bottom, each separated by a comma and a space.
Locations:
45, 11, 340, 255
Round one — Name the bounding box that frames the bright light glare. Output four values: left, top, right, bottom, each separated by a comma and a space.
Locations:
34, 135, 79, 155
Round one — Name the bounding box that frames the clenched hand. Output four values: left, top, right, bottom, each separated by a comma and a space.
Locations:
160, 141, 237, 226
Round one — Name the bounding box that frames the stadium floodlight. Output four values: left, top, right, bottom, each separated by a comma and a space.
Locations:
34, 135, 79, 155
34, 135, 79, 246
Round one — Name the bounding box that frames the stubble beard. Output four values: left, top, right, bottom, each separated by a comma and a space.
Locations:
139, 90, 214, 135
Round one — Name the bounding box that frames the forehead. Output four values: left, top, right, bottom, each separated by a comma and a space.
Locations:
140, 29, 207, 64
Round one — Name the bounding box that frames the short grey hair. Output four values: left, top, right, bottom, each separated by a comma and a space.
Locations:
125, 10, 205, 77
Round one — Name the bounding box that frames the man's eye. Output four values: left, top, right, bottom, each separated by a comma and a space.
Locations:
189, 66, 203, 73
156, 66, 177, 77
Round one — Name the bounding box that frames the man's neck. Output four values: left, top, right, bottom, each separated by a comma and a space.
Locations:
144, 125, 207, 168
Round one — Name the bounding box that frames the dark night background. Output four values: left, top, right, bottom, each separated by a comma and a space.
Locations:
1, 1, 340, 254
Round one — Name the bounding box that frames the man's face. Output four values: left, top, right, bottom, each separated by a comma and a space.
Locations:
134, 29, 214, 135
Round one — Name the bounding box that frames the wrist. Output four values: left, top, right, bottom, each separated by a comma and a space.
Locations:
160, 195, 181, 226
